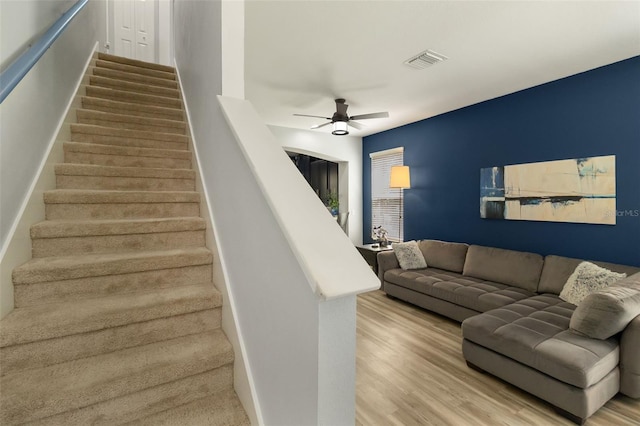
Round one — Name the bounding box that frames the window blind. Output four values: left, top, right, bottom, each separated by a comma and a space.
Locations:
370, 147, 404, 242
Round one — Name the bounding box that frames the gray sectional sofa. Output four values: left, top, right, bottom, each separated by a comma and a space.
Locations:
377, 240, 640, 424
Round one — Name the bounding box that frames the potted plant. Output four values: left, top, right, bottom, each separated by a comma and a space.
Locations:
326, 193, 339, 216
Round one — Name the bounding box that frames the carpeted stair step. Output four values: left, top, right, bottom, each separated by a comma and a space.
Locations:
31, 217, 206, 257
93, 66, 179, 89
1, 305, 220, 376
81, 96, 184, 121
90, 75, 180, 99
44, 189, 201, 220
13, 246, 212, 286
71, 123, 188, 150
55, 163, 195, 191
98, 52, 176, 74
86, 85, 182, 109
0, 283, 219, 348
63, 142, 192, 169
129, 389, 250, 426
76, 109, 186, 134
27, 366, 233, 426
14, 253, 212, 307
0, 330, 233, 425
95, 59, 176, 81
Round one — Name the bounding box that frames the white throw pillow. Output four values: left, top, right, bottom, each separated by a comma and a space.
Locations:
393, 241, 427, 270
559, 261, 626, 306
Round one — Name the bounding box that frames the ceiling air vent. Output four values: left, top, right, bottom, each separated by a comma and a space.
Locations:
403, 49, 448, 70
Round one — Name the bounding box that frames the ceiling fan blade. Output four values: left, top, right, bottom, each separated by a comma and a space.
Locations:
347, 120, 364, 130
349, 111, 389, 120
311, 121, 333, 129
293, 113, 332, 120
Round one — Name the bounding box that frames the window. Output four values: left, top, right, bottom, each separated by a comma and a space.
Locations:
370, 147, 404, 242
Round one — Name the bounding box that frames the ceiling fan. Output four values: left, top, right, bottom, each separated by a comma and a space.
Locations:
293, 98, 389, 135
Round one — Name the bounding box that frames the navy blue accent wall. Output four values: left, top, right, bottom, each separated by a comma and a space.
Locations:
363, 57, 640, 266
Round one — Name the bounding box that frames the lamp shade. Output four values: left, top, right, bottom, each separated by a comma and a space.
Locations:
389, 165, 411, 189
332, 121, 349, 135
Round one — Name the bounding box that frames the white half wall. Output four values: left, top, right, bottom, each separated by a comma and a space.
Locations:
268, 125, 364, 245
0, 0, 106, 318
174, 2, 378, 424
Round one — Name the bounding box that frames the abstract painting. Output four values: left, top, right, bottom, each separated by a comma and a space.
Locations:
480, 155, 616, 225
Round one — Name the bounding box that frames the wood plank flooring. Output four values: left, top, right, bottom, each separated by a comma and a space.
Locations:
356, 290, 640, 425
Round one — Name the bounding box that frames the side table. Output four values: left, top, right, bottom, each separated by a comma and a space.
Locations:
356, 243, 393, 275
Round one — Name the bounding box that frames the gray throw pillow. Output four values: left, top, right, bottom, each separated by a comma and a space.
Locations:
570, 286, 640, 339
393, 241, 427, 270
559, 261, 626, 306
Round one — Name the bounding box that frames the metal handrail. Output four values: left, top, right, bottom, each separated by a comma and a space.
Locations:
0, 0, 89, 104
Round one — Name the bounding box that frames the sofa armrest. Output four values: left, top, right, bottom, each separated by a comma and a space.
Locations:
377, 251, 400, 290
620, 314, 640, 398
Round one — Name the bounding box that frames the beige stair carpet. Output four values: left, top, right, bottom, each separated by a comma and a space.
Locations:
0, 52, 249, 425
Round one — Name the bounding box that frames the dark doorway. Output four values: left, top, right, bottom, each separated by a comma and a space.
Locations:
288, 152, 339, 210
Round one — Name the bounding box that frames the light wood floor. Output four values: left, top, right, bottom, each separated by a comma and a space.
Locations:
355, 290, 640, 425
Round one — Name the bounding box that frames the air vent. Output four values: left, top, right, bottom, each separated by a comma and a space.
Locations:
403, 49, 448, 69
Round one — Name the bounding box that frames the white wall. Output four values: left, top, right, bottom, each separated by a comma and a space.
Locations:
0, 0, 106, 318
172, 1, 261, 423
174, 0, 320, 420
0, 0, 75, 66
158, 0, 172, 65
221, 0, 244, 98
174, 1, 377, 424
268, 126, 364, 245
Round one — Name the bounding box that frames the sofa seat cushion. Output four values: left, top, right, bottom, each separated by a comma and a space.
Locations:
462, 294, 619, 389
384, 268, 534, 313
384, 268, 461, 294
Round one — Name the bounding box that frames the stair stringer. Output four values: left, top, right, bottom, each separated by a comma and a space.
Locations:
176, 66, 261, 426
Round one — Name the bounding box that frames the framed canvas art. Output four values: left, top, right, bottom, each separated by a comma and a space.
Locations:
480, 155, 616, 225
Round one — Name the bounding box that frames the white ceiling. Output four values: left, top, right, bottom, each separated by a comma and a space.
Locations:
244, 1, 640, 137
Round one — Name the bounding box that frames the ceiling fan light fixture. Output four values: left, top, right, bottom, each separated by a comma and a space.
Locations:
332, 121, 349, 135
295, 99, 387, 134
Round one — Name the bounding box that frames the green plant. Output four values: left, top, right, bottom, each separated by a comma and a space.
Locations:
326, 193, 339, 211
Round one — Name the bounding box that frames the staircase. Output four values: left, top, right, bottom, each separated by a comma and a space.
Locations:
0, 53, 249, 425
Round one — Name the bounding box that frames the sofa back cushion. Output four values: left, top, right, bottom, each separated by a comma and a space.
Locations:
418, 240, 469, 273
539, 255, 640, 295
462, 245, 543, 292
570, 272, 640, 340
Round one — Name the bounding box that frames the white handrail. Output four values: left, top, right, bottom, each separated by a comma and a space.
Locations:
0, 0, 89, 103
217, 96, 379, 300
